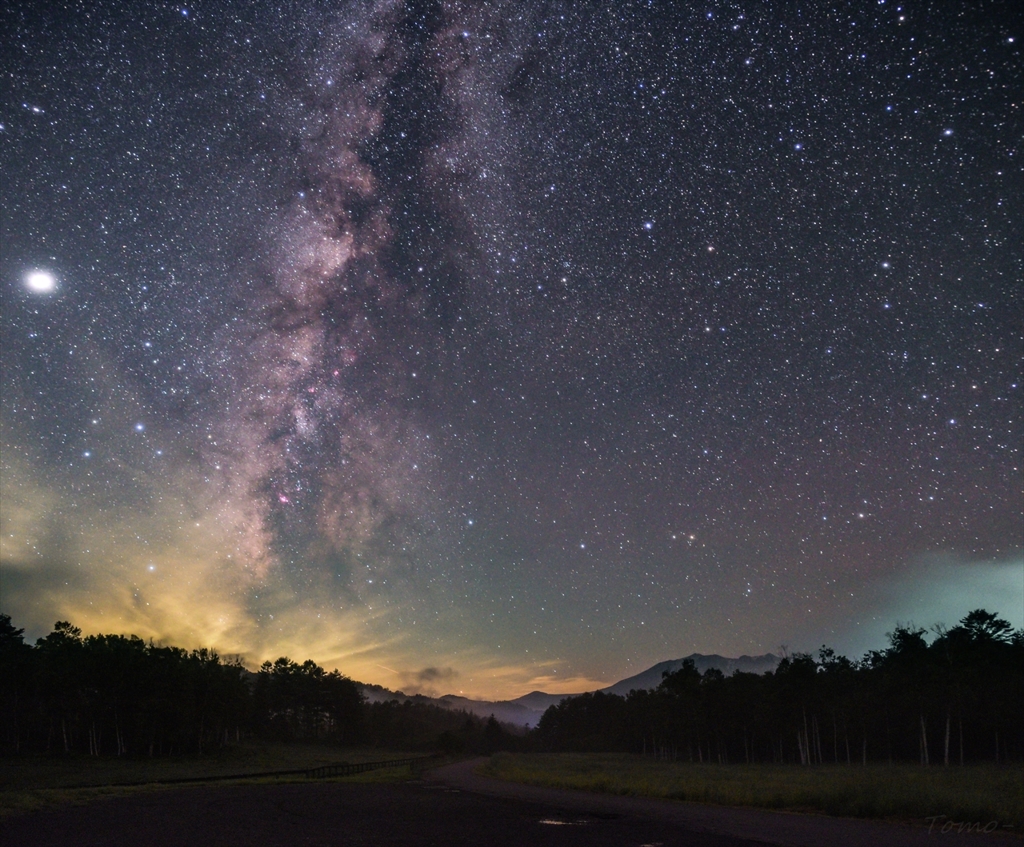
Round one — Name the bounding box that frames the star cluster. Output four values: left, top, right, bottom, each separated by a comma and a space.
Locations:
1, 1, 1020, 698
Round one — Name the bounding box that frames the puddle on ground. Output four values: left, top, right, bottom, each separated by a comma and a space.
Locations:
537, 819, 588, 826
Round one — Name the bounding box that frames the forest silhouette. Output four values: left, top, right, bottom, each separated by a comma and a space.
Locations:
1, 610, 1020, 764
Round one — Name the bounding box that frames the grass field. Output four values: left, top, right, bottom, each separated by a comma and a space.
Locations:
481, 752, 1024, 828
0, 743, 432, 819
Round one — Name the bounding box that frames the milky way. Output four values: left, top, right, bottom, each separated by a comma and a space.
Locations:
1, 1, 1020, 698
206, 2, 422, 575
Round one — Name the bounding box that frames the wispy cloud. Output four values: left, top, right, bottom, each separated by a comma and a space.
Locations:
825, 553, 1024, 659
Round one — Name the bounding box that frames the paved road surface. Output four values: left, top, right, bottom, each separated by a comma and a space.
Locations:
0, 759, 1015, 846
428, 758, 1018, 846
0, 780, 756, 847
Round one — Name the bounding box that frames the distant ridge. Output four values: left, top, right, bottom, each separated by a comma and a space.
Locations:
358, 652, 781, 728
598, 652, 781, 698
511, 690, 579, 711
357, 683, 543, 728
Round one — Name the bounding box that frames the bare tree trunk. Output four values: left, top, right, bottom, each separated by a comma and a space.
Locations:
944, 710, 950, 766
9, 691, 19, 753
959, 715, 964, 765
813, 715, 823, 764
802, 709, 810, 766
115, 705, 124, 757
919, 715, 929, 766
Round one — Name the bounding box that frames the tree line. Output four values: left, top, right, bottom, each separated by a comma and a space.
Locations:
2, 609, 1019, 763
0, 615, 518, 757
535, 610, 1023, 765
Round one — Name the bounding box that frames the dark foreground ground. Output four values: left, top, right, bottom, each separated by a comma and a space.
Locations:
0, 758, 1016, 847
0, 780, 754, 847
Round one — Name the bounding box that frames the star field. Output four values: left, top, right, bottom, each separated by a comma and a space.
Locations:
1, 1, 1020, 698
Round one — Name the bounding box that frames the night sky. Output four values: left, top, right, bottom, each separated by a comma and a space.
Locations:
2, 1, 1020, 700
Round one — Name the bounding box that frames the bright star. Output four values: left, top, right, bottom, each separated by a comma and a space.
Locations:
25, 270, 56, 293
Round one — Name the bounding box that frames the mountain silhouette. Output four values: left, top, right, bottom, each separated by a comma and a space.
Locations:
597, 652, 781, 697
359, 652, 781, 728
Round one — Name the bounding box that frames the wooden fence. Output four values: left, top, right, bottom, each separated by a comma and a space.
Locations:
305, 754, 439, 779
88, 754, 442, 789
